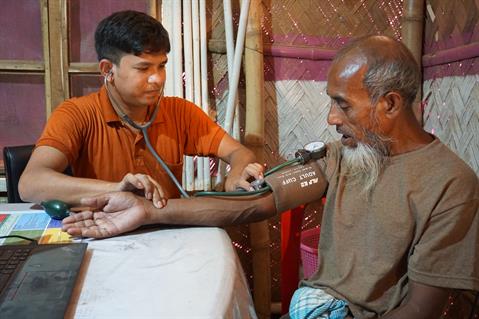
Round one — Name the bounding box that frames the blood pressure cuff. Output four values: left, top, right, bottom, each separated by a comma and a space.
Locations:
264, 160, 327, 213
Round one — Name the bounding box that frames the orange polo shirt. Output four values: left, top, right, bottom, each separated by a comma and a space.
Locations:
37, 86, 226, 198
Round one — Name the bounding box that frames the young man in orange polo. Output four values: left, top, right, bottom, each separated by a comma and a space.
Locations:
19, 10, 263, 207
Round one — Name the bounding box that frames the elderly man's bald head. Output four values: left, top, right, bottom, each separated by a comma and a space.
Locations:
331, 35, 420, 108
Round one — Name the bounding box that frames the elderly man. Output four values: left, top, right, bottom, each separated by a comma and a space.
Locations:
62, 36, 479, 318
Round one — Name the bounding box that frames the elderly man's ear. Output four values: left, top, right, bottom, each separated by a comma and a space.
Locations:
381, 91, 403, 119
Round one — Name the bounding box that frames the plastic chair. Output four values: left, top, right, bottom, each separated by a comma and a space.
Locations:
3, 145, 35, 203
2, 145, 73, 203
281, 197, 325, 314
281, 205, 305, 314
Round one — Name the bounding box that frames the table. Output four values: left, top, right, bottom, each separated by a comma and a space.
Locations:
0, 203, 258, 319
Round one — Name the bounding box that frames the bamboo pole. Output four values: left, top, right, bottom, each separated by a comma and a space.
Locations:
208, 39, 338, 61
401, 0, 425, 125
244, 0, 270, 317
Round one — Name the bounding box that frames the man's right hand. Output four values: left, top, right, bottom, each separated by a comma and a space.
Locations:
225, 162, 265, 191
62, 192, 148, 238
116, 173, 167, 208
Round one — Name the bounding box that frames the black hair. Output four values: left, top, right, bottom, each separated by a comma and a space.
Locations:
95, 10, 170, 64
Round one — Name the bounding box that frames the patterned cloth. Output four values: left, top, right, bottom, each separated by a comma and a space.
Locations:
289, 286, 349, 319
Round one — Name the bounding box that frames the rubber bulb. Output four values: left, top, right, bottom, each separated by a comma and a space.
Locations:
41, 199, 70, 220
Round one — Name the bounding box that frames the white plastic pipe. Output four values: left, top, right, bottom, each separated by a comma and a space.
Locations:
200, 0, 211, 190
216, 0, 234, 187
162, 0, 174, 96
192, 0, 204, 190
223, 0, 241, 141
192, 1, 201, 106
224, 0, 235, 71
217, 0, 250, 187
183, 0, 195, 191
183, 0, 194, 101
172, 1, 183, 97
222, 0, 250, 135
172, 1, 188, 188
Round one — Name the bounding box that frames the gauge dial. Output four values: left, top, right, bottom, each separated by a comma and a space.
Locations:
304, 141, 325, 152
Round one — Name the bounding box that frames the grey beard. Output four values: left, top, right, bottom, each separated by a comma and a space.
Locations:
342, 135, 390, 194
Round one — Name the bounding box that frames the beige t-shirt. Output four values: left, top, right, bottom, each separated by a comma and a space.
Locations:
303, 138, 479, 318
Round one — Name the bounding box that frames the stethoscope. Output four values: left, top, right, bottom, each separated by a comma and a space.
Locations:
103, 71, 325, 198
104, 73, 191, 198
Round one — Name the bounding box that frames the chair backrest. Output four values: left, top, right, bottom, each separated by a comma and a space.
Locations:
3, 144, 35, 203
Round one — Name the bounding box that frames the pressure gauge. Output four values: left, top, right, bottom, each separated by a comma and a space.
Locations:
304, 141, 326, 153
295, 141, 327, 164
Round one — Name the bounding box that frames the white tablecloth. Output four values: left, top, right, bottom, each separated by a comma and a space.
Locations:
0, 204, 258, 319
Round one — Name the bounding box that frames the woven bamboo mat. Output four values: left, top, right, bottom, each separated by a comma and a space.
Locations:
424, 75, 479, 175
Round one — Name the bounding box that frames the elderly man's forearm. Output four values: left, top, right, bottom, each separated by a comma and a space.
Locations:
145, 193, 277, 226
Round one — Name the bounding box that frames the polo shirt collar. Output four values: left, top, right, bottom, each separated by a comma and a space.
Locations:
99, 85, 165, 125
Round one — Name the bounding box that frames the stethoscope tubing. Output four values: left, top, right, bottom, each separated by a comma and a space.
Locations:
105, 79, 190, 197
142, 127, 190, 198
104, 76, 297, 199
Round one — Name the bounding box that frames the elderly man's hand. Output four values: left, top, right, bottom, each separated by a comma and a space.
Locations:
62, 192, 148, 238
116, 173, 167, 208
225, 163, 264, 191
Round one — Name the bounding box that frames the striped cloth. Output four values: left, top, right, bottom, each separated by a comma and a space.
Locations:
289, 286, 349, 319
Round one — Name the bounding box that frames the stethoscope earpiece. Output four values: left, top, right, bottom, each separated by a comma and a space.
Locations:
105, 70, 113, 82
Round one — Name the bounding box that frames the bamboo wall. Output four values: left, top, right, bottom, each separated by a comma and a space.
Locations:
422, 0, 479, 176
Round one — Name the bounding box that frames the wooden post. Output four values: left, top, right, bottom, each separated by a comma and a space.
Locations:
47, 0, 69, 113
244, 0, 270, 318
147, 0, 159, 19
401, 0, 425, 124
40, 0, 52, 117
